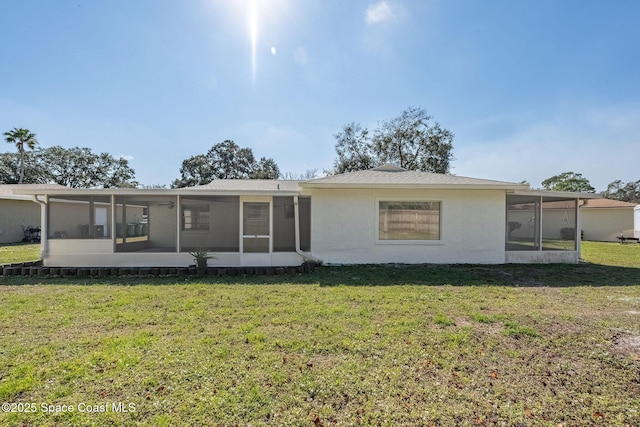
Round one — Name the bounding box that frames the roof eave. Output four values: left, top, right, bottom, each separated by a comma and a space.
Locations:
511, 189, 602, 199
13, 188, 301, 197
300, 183, 528, 191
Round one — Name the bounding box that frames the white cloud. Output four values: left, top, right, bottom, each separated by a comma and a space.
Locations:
365, 1, 395, 25
118, 154, 135, 162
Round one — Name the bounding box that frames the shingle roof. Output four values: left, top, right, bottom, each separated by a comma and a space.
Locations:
582, 198, 638, 208
301, 165, 527, 190
193, 180, 301, 192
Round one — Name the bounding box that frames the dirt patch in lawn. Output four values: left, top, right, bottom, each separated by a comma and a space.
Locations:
611, 332, 640, 360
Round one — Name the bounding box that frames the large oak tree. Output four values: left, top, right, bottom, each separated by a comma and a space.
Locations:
172, 140, 280, 188
332, 107, 454, 174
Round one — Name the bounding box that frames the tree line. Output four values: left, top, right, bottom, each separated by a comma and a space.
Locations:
2, 128, 137, 188
4, 108, 639, 202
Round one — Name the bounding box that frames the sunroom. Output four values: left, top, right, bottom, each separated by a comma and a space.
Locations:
40, 189, 311, 268
505, 191, 590, 263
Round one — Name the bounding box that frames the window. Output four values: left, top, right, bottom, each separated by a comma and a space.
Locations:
379, 201, 440, 241
183, 204, 210, 230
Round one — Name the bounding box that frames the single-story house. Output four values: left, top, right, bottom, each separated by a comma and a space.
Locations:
0, 184, 64, 244
579, 198, 639, 242
16, 165, 598, 267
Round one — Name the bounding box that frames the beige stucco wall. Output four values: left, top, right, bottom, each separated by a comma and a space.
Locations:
0, 199, 41, 243
505, 251, 578, 264
303, 188, 507, 264
44, 239, 302, 267
581, 207, 634, 241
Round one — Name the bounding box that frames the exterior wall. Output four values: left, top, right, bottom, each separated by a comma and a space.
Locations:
45, 239, 302, 267
505, 251, 578, 264
581, 207, 635, 242
304, 188, 507, 264
0, 199, 41, 243
636, 206, 640, 239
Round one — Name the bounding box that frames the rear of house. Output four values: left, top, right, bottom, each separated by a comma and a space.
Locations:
17, 166, 596, 267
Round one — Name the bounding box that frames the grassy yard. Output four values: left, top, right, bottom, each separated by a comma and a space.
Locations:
0, 243, 40, 265
0, 242, 638, 426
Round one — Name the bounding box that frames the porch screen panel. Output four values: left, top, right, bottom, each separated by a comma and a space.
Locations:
379, 201, 440, 240
273, 197, 311, 252
116, 196, 175, 252
48, 196, 111, 239
542, 198, 577, 251
243, 203, 269, 235
179, 197, 239, 252
299, 197, 311, 251
210, 197, 239, 252
505, 196, 539, 251
273, 197, 295, 252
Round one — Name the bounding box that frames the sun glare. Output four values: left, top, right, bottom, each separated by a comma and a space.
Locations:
249, 0, 258, 83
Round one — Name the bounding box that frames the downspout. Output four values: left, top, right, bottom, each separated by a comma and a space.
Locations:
293, 196, 322, 264
32, 194, 48, 260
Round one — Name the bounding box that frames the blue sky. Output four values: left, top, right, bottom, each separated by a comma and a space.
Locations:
1, 0, 639, 190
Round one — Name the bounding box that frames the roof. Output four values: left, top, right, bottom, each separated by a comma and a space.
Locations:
301, 164, 529, 190
11, 181, 302, 196
0, 184, 66, 200
581, 198, 638, 208
193, 180, 301, 192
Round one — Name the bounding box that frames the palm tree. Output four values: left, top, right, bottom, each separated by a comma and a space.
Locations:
3, 127, 38, 184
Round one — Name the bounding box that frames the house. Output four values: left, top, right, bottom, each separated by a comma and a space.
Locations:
16, 165, 598, 267
0, 184, 64, 244
579, 198, 639, 242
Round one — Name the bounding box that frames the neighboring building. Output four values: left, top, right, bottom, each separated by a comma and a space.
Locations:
580, 199, 639, 242
16, 165, 598, 267
0, 184, 64, 244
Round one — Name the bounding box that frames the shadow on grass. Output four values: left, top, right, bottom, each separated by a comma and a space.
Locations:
309, 263, 640, 287
1, 262, 639, 287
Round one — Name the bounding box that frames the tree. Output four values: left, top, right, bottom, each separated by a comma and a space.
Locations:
372, 106, 454, 173
332, 107, 455, 174
0, 151, 46, 184
172, 140, 280, 187
280, 169, 320, 180
39, 146, 138, 188
3, 128, 38, 184
332, 123, 375, 173
0, 146, 138, 188
603, 179, 640, 202
541, 172, 595, 193
250, 157, 280, 179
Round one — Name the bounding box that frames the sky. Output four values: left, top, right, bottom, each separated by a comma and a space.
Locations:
1, 0, 639, 190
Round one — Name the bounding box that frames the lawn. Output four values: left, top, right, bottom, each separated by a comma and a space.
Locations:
0, 242, 639, 426
0, 243, 40, 265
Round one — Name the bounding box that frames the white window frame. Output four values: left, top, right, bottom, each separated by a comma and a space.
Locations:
375, 198, 443, 245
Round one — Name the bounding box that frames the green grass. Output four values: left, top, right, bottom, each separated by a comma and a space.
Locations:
582, 240, 640, 267
0, 243, 40, 264
0, 241, 638, 425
